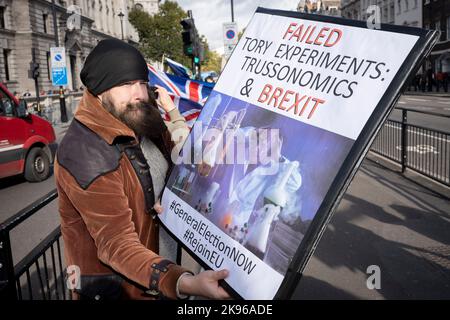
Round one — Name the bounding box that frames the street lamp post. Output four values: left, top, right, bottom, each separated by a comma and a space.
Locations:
51, 0, 68, 123
231, 0, 234, 22
118, 11, 124, 40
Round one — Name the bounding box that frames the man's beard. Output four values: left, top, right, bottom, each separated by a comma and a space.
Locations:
102, 93, 167, 140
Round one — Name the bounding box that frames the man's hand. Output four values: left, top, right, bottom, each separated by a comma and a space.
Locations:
152, 200, 230, 299
153, 200, 163, 215
155, 85, 176, 113
178, 269, 231, 299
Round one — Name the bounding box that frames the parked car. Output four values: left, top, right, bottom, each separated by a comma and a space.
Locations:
0, 83, 57, 182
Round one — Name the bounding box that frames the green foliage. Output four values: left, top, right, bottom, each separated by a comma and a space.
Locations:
203, 50, 222, 74
199, 36, 222, 74
129, 1, 218, 73
237, 27, 246, 41
129, 1, 191, 66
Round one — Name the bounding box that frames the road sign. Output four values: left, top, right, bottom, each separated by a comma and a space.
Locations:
223, 22, 238, 58
50, 47, 68, 86
224, 44, 236, 57
51, 68, 68, 86
223, 22, 238, 45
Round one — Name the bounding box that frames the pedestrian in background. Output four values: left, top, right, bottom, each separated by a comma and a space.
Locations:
427, 68, 433, 92
443, 72, 449, 93
436, 71, 444, 92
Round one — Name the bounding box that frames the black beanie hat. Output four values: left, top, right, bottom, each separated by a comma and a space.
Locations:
80, 39, 148, 96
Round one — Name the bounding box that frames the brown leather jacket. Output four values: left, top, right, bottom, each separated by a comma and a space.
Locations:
55, 90, 190, 300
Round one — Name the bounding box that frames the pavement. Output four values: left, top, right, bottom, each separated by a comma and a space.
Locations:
53, 119, 72, 143
294, 158, 450, 299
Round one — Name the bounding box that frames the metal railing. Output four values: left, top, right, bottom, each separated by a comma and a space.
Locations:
22, 92, 83, 126
0, 190, 70, 300
371, 107, 450, 186
0, 187, 183, 300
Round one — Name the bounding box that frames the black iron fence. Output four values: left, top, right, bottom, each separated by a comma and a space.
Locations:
0, 190, 69, 300
0, 188, 182, 300
22, 92, 82, 126
371, 107, 450, 187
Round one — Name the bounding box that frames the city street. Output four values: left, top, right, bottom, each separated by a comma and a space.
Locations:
0, 0, 449, 304
380, 94, 450, 185
0, 124, 69, 265
1, 93, 449, 299
391, 94, 450, 131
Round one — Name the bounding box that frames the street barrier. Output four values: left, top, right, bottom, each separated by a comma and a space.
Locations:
371, 107, 450, 187
22, 92, 83, 126
0, 189, 182, 300
0, 190, 68, 300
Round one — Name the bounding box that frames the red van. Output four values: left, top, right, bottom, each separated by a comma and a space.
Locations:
0, 83, 57, 182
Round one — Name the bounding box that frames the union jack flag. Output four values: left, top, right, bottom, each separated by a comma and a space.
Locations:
147, 64, 214, 127
164, 57, 192, 79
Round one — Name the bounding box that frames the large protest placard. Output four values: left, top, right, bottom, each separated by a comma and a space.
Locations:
160, 8, 438, 299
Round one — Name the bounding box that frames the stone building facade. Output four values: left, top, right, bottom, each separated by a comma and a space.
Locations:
0, 0, 158, 95
297, 0, 342, 16
340, 0, 421, 27
422, 0, 450, 73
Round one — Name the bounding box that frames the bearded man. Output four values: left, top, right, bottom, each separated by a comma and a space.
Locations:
55, 39, 229, 300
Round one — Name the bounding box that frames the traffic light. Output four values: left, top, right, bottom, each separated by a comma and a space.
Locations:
195, 42, 204, 63
180, 18, 196, 57
33, 63, 40, 79
193, 41, 205, 70
29, 61, 40, 79
180, 12, 204, 79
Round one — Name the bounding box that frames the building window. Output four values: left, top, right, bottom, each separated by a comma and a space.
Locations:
390, 3, 395, 22
404, 0, 408, 12
43, 13, 48, 33
447, 17, 450, 40
435, 20, 443, 41
69, 55, 77, 90
46, 51, 51, 80
3, 49, 10, 81
0, 6, 5, 29
397, 0, 401, 14
413, 0, 418, 9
